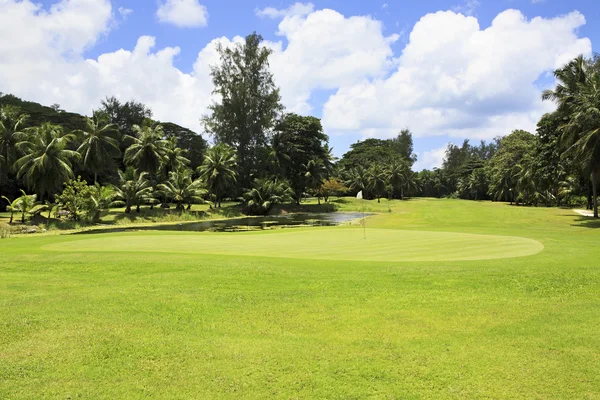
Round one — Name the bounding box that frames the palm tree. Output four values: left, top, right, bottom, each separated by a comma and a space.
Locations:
15, 123, 80, 200
1, 195, 20, 223
87, 184, 116, 222
345, 166, 367, 195
0, 105, 28, 177
198, 144, 238, 208
366, 164, 387, 203
386, 161, 409, 199
560, 72, 600, 217
243, 178, 293, 215
163, 136, 190, 174
124, 123, 168, 175
74, 114, 120, 183
157, 169, 206, 211
12, 190, 38, 223
111, 170, 154, 213
543, 55, 600, 217
304, 158, 328, 204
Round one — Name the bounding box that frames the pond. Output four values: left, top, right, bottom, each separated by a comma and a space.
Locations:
76, 212, 369, 235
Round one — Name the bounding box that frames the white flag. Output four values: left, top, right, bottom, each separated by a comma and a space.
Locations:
356, 190, 363, 200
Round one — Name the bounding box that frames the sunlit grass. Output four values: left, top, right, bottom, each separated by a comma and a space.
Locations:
0, 198, 599, 398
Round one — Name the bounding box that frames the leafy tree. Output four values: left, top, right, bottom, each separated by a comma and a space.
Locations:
56, 177, 95, 221
271, 114, 330, 204
320, 178, 348, 202
198, 144, 238, 208
487, 130, 536, 203
15, 123, 80, 200
97, 96, 152, 138
391, 128, 417, 166
75, 114, 120, 183
203, 32, 283, 191
157, 169, 206, 211
243, 178, 293, 215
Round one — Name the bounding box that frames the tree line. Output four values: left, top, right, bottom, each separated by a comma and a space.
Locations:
1, 32, 598, 222
414, 55, 600, 218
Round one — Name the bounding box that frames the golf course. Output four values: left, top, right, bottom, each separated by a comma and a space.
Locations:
1, 198, 599, 398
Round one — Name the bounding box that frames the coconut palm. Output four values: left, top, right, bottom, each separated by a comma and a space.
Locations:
304, 158, 328, 204
74, 114, 120, 183
385, 160, 409, 199
1, 195, 20, 223
157, 169, 206, 211
243, 178, 293, 215
0, 105, 28, 176
198, 144, 238, 208
559, 72, 600, 217
163, 136, 190, 174
345, 166, 367, 194
366, 164, 387, 203
15, 123, 79, 200
111, 171, 154, 213
12, 190, 38, 223
87, 184, 116, 222
544, 56, 600, 217
124, 123, 168, 175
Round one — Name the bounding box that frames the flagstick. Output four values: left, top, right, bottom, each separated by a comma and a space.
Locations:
362, 196, 366, 239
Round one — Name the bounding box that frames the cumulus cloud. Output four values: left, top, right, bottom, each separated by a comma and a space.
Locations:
256, 2, 314, 19
323, 9, 592, 140
414, 146, 448, 171
156, 0, 208, 28
0, 1, 593, 146
118, 7, 133, 18
265, 8, 399, 113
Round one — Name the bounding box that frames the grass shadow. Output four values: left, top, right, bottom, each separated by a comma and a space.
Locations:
571, 216, 600, 229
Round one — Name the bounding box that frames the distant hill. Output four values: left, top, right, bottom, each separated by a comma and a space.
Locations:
0, 93, 87, 132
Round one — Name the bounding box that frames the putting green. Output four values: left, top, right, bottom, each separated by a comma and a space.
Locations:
44, 228, 543, 262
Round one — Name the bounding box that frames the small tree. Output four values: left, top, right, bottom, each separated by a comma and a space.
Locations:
320, 178, 348, 203
243, 178, 293, 215
56, 177, 95, 221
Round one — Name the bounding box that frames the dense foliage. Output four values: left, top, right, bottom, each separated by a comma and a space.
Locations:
1, 41, 599, 220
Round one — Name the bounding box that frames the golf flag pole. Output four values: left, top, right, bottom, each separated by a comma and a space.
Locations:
357, 190, 365, 239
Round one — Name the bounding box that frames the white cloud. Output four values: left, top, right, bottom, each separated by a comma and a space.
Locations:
453, 0, 481, 16
118, 7, 133, 18
265, 8, 399, 113
0, 1, 592, 150
323, 9, 592, 141
156, 0, 208, 28
256, 2, 314, 19
414, 146, 447, 171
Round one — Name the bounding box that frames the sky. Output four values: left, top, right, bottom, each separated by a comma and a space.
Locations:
0, 0, 598, 170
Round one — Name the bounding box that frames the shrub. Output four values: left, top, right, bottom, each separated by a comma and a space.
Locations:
0, 222, 10, 238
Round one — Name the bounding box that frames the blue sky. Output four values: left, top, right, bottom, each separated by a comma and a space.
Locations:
3, 0, 598, 169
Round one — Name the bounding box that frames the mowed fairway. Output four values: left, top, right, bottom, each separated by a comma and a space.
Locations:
1, 198, 599, 399
44, 229, 543, 262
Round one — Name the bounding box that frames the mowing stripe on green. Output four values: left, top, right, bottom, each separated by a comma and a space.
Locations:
43, 228, 544, 262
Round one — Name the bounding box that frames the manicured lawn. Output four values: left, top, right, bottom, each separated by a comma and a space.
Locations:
1, 198, 599, 398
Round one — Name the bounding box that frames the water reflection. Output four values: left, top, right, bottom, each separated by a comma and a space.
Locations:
76, 213, 369, 234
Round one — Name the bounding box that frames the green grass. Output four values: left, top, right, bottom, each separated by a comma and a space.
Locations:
1, 198, 599, 399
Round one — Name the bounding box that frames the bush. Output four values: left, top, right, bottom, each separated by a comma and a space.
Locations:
0, 222, 10, 238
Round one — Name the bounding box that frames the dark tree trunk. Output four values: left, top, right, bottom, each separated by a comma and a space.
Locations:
592, 170, 598, 218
